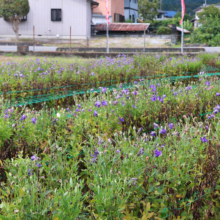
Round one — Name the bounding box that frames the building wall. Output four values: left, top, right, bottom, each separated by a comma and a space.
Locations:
93, 0, 124, 18
92, 16, 113, 24
124, 0, 138, 21
0, 0, 91, 38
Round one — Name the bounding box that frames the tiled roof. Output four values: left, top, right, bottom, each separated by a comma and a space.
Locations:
95, 23, 150, 32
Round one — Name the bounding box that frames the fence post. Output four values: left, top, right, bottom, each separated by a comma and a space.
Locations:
143, 29, 146, 52
33, 26, 35, 53
70, 26, 71, 53
86, 36, 89, 48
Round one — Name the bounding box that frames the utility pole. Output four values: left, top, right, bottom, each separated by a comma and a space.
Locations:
160, 0, 162, 10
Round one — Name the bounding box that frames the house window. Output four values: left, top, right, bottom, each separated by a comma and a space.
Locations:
21, 15, 27, 21
51, 9, 62, 21
157, 13, 162, 18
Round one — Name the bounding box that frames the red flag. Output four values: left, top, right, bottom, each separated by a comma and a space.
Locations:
105, 0, 110, 24
180, 0, 185, 25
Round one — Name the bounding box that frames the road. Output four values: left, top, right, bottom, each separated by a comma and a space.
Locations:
0, 46, 58, 52
1, 46, 220, 53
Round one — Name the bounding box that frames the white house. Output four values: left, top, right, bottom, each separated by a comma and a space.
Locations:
124, 0, 138, 22
0, 0, 95, 39
193, 4, 220, 27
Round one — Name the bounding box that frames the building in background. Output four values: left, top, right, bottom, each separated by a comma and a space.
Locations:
164, 11, 177, 18
92, 0, 124, 24
0, 0, 95, 39
193, 4, 220, 27
124, 0, 138, 22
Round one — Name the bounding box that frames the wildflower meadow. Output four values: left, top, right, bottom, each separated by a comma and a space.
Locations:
0, 53, 220, 219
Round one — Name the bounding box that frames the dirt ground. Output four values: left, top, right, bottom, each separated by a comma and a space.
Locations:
0, 36, 171, 48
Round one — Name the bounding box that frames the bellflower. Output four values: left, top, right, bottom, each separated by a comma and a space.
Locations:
31, 117, 37, 124
116, 149, 120, 153
102, 101, 108, 106
94, 111, 98, 117
216, 93, 220, 96
169, 123, 173, 129
151, 131, 156, 137
95, 101, 101, 107
205, 81, 210, 86
160, 129, 166, 135
153, 123, 159, 129
20, 114, 27, 121
31, 155, 38, 161
200, 136, 208, 143
155, 148, 162, 157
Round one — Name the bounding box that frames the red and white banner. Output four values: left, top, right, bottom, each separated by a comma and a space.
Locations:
180, 0, 185, 25
105, 0, 110, 24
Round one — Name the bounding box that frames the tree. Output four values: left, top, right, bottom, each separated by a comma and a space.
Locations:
197, 5, 220, 22
138, 0, 159, 22
174, 12, 192, 21
0, 0, 30, 40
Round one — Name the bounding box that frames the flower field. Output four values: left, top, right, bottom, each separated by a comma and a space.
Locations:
0, 54, 220, 219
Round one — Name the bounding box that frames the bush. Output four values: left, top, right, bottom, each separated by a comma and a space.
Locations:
156, 26, 172, 35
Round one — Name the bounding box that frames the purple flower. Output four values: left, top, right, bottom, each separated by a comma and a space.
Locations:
118, 117, 124, 122
36, 163, 41, 168
76, 108, 80, 112
102, 87, 107, 93
186, 86, 192, 91
151, 131, 156, 137
153, 123, 159, 129
160, 129, 166, 135
20, 114, 27, 121
150, 84, 157, 92
91, 149, 99, 163
137, 148, 144, 156
155, 148, 162, 157
200, 136, 208, 143
216, 93, 220, 96
133, 105, 137, 109
28, 169, 33, 176
132, 178, 138, 186
95, 101, 101, 108
138, 127, 143, 132
116, 149, 120, 153
66, 108, 70, 111
91, 72, 94, 76
15, 74, 18, 77
31, 117, 37, 124
169, 123, 173, 129
78, 104, 81, 108
31, 155, 38, 161
20, 74, 24, 77
150, 95, 157, 102
205, 81, 210, 86
94, 111, 98, 117
134, 81, 137, 84
102, 101, 108, 106
206, 126, 209, 130
88, 109, 92, 112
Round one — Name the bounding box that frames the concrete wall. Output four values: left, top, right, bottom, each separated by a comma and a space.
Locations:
93, 0, 124, 19
0, 0, 91, 38
92, 16, 113, 24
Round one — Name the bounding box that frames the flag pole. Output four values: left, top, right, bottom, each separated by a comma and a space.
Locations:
107, 21, 109, 53
181, 24, 184, 54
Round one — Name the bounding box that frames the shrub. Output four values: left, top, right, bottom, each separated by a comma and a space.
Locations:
156, 26, 172, 35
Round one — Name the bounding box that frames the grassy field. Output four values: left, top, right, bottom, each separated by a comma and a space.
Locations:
0, 53, 219, 219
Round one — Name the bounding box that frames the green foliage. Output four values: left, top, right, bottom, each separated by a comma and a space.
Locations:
191, 15, 220, 46
0, 0, 30, 40
162, 0, 220, 15
174, 12, 193, 21
138, 0, 159, 21
197, 4, 220, 22
0, 0, 30, 19
156, 26, 171, 34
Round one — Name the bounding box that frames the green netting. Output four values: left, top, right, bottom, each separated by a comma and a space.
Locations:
2, 65, 220, 96
6, 71, 220, 107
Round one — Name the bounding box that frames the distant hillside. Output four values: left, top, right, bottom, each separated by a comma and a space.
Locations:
162, 0, 220, 15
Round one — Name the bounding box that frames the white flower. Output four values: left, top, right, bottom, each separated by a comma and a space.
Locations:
57, 113, 60, 118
